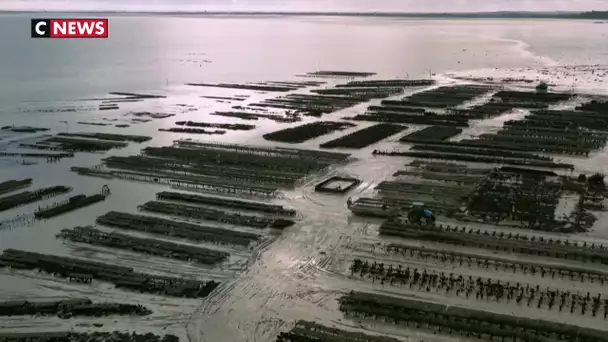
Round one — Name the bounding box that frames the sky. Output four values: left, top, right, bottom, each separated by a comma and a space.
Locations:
2, 0, 608, 12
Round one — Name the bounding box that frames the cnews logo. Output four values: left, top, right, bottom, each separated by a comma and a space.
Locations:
31, 19, 108, 38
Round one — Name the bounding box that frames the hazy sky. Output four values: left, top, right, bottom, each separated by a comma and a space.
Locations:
2, 0, 608, 12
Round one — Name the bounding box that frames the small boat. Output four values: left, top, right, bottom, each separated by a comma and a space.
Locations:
536, 81, 548, 92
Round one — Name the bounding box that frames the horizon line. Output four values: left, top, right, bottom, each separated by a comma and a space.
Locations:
0, 10, 600, 14
1, 10, 606, 19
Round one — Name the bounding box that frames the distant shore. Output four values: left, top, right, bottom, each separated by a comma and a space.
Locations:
1, 10, 607, 20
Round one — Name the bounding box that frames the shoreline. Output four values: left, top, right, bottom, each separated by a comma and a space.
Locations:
1, 10, 607, 20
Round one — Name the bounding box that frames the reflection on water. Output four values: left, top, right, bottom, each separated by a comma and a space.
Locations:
3, 15, 606, 106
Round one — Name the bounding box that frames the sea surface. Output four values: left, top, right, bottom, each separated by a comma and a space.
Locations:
0, 13, 608, 341
0, 14, 607, 106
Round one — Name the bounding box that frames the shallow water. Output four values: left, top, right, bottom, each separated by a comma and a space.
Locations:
0, 14, 608, 342
1, 15, 605, 105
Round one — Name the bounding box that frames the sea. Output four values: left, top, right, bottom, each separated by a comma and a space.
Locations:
0, 13, 607, 341
1, 14, 607, 106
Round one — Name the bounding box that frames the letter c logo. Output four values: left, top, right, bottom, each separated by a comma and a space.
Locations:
35, 21, 46, 35
31, 19, 50, 38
